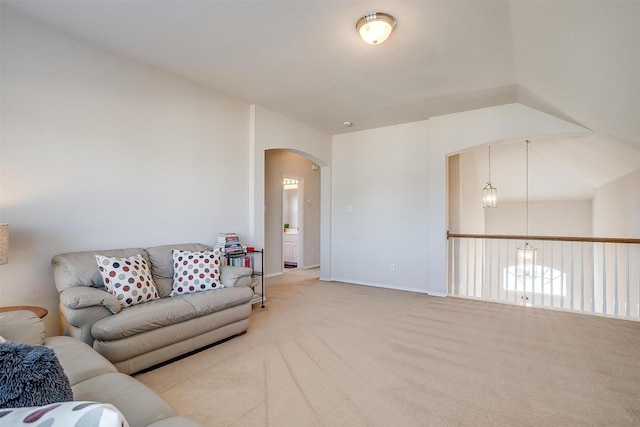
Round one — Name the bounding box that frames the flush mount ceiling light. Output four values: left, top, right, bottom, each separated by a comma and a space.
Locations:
356, 12, 396, 45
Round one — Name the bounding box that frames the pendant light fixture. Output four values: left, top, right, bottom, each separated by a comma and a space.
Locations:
517, 140, 536, 277
482, 145, 497, 208
356, 12, 396, 45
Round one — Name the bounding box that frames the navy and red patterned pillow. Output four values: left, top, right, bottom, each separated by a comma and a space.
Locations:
170, 249, 223, 296
95, 254, 159, 307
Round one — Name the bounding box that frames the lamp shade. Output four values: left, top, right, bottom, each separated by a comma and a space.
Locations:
356, 13, 396, 45
0, 223, 7, 265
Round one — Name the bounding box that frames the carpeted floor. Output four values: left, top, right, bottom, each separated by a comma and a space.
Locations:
135, 269, 640, 426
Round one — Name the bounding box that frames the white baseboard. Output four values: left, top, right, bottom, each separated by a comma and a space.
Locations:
299, 264, 320, 269
266, 272, 447, 298
330, 277, 444, 296
264, 272, 283, 278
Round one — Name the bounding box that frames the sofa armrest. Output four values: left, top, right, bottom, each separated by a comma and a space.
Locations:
60, 286, 122, 314
0, 310, 45, 345
58, 288, 120, 345
220, 265, 253, 288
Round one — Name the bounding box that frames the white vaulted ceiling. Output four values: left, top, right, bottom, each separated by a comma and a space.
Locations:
472, 135, 640, 202
3, 1, 640, 200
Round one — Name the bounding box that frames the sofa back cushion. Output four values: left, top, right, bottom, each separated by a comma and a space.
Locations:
0, 311, 45, 346
145, 243, 210, 297
52, 248, 147, 293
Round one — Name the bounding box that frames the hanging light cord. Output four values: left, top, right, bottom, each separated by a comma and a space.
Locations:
488, 145, 492, 182
525, 140, 529, 237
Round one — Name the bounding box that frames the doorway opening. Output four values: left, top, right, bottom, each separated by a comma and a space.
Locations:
264, 149, 321, 275
283, 177, 300, 269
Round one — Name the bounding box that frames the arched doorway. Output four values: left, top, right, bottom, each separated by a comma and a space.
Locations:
265, 149, 321, 275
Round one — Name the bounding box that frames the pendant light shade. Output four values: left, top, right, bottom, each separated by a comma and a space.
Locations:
356, 13, 396, 45
482, 182, 497, 208
517, 140, 535, 278
482, 145, 497, 208
517, 242, 537, 277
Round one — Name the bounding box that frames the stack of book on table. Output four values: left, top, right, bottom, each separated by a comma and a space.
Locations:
213, 233, 253, 267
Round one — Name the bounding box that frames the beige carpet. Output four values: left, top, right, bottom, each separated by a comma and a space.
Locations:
135, 269, 640, 426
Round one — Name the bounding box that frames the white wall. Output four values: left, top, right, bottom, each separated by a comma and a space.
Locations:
593, 170, 640, 238
458, 150, 486, 234
250, 106, 331, 277
0, 10, 251, 334
331, 104, 590, 296
302, 164, 322, 270
449, 153, 489, 234
448, 155, 461, 233
332, 121, 431, 292
486, 201, 592, 236
426, 104, 590, 295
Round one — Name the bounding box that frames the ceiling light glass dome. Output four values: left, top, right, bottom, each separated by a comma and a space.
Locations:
356, 13, 396, 45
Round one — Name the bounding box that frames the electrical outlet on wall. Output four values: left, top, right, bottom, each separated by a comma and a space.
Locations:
389, 264, 395, 272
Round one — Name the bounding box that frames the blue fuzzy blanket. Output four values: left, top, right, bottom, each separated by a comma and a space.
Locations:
0, 342, 73, 408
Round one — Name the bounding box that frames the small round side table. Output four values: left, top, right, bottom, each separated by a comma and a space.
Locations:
0, 305, 48, 318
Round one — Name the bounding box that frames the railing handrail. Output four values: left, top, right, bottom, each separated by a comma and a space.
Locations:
447, 231, 640, 245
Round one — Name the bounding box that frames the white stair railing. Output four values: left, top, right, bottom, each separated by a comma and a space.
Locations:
448, 232, 640, 321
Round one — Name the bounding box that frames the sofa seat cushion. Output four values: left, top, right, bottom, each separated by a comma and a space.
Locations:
180, 286, 254, 316
91, 298, 195, 341
93, 304, 251, 367
90, 287, 253, 341
72, 372, 178, 427
44, 336, 117, 386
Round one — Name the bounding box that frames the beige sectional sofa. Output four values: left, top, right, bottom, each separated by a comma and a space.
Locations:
52, 243, 255, 374
0, 310, 201, 426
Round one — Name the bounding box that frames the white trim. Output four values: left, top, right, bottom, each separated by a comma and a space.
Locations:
299, 264, 320, 269
265, 272, 283, 278
329, 277, 445, 297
